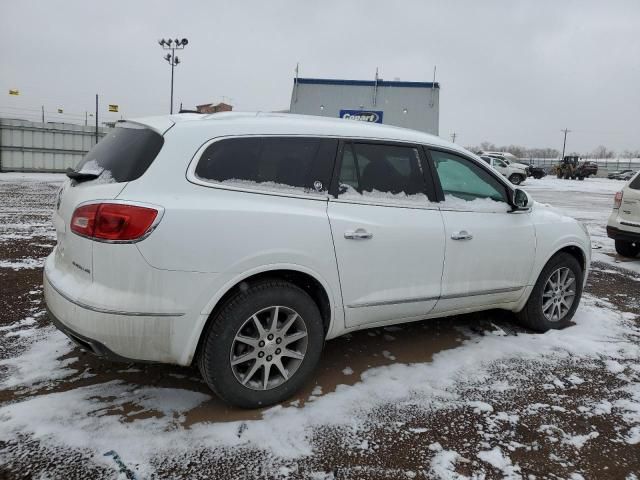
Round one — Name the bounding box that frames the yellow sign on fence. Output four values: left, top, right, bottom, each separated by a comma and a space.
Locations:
108, 104, 119, 112
9, 89, 20, 96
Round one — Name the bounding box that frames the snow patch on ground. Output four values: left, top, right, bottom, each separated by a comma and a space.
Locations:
0, 172, 65, 183
0, 325, 75, 390
1, 297, 638, 473
428, 442, 467, 479
0, 257, 46, 270
477, 446, 521, 478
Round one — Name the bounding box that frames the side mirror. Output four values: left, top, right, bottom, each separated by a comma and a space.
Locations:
511, 188, 530, 211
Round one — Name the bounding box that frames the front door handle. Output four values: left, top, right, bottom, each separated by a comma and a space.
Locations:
344, 228, 373, 240
451, 230, 473, 241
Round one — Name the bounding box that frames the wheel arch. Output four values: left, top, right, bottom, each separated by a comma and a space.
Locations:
535, 243, 588, 280
555, 244, 587, 272
516, 242, 588, 313
188, 266, 335, 366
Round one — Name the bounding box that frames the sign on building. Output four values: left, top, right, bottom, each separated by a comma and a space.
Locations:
339, 110, 383, 123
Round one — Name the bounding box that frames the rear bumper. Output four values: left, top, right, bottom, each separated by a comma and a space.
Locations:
44, 264, 188, 365
607, 225, 640, 243
46, 306, 140, 363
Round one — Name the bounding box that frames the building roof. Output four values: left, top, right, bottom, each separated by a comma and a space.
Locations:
196, 102, 233, 109
295, 77, 439, 89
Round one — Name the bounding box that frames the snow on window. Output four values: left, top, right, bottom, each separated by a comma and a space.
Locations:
338, 184, 431, 205
77, 159, 104, 175
216, 178, 325, 196
441, 194, 510, 212
77, 159, 116, 185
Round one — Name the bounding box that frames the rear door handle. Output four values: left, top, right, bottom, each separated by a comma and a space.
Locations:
451, 230, 473, 241
344, 228, 373, 240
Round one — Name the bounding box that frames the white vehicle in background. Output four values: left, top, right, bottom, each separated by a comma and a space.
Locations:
45, 113, 591, 408
480, 155, 528, 185
607, 171, 640, 258
480, 151, 532, 173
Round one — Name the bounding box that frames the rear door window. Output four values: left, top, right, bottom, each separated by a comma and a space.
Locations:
194, 137, 337, 195
336, 142, 430, 206
629, 172, 640, 190
74, 124, 164, 183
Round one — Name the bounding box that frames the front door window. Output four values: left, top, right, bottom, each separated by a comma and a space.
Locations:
430, 150, 509, 212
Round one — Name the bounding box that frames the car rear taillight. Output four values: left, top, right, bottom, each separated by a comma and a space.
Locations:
70, 203, 160, 241
613, 191, 623, 209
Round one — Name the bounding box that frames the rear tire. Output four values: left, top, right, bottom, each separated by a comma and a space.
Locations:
198, 279, 324, 408
615, 240, 640, 258
516, 253, 583, 332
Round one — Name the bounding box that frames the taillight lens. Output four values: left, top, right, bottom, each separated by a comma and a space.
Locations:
613, 191, 623, 209
70, 203, 159, 241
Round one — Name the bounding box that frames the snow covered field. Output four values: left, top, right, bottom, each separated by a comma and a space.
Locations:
0, 173, 639, 479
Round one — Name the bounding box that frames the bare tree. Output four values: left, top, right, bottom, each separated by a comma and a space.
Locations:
621, 149, 640, 159
479, 141, 497, 152
592, 145, 615, 159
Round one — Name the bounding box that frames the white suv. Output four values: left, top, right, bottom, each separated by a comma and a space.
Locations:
480, 155, 528, 185
607, 171, 640, 258
45, 113, 591, 408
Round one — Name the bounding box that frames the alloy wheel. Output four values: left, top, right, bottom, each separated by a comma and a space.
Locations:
541, 267, 576, 322
229, 306, 308, 390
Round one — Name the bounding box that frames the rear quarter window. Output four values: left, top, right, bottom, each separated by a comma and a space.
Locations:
629, 172, 640, 190
194, 137, 337, 195
74, 124, 164, 183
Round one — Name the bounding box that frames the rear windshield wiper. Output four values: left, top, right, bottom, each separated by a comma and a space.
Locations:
66, 168, 101, 182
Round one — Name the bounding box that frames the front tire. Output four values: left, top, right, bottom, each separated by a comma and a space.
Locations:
615, 240, 640, 258
516, 253, 583, 332
198, 280, 324, 408
509, 174, 523, 185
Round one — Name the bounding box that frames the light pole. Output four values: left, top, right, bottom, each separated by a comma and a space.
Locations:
561, 128, 571, 160
158, 38, 188, 114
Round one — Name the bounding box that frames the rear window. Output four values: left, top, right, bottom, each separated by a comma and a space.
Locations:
630, 172, 640, 190
74, 124, 164, 183
194, 137, 337, 194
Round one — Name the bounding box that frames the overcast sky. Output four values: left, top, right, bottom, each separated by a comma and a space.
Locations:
2, 0, 639, 152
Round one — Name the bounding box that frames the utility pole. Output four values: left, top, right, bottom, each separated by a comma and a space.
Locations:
85, 111, 88, 126
159, 38, 189, 114
561, 128, 571, 159
450, 132, 457, 143
95, 94, 99, 145
41, 105, 44, 123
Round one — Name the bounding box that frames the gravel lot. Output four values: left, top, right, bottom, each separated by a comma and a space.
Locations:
0, 173, 639, 479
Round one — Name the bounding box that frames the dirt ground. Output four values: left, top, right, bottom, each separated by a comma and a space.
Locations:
1, 174, 639, 479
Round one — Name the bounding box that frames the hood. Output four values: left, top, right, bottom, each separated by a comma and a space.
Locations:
532, 201, 574, 221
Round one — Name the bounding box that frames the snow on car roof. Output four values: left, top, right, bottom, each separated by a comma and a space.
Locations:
130, 111, 464, 154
